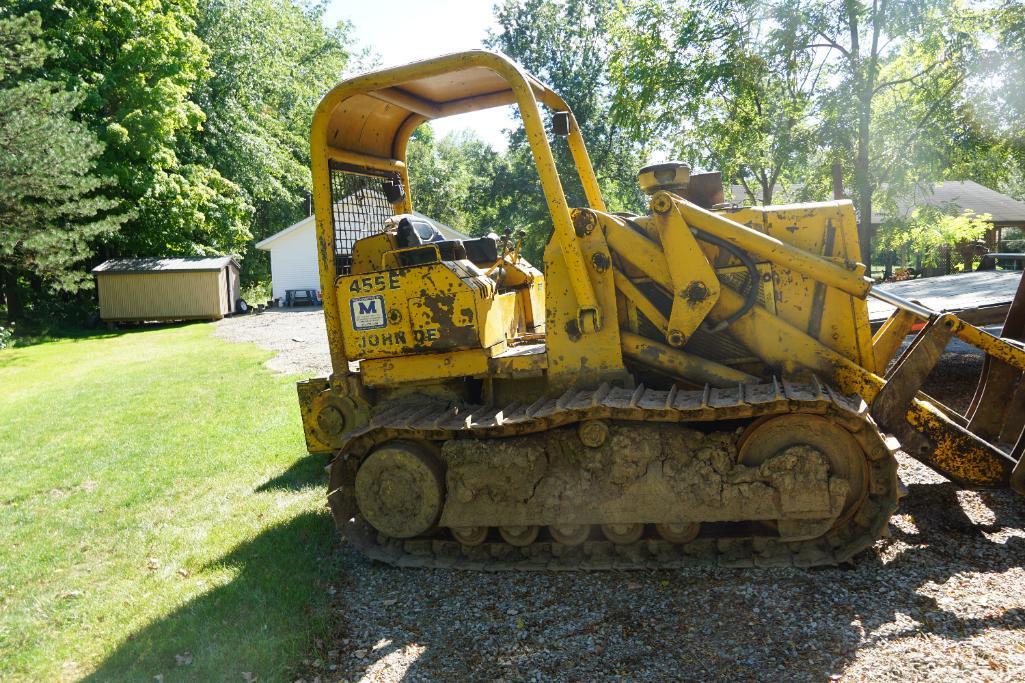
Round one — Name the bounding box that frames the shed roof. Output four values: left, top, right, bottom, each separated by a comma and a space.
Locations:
870, 181, 1025, 225
92, 256, 238, 274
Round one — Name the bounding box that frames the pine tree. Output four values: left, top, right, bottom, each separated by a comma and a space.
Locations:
0, 11, 126, 320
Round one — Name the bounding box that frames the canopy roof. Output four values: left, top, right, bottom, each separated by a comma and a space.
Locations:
316, 50, 566, 165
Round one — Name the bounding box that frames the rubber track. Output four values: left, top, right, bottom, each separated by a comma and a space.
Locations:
328, 378, 902, 570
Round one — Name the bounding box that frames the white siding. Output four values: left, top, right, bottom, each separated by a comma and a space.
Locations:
266, 218, 322, 301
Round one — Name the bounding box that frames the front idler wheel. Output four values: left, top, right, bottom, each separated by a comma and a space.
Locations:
354, 440, 444, 539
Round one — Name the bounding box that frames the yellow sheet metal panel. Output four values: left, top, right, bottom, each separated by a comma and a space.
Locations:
360, 339, 548, 387
679, 199, 871, 298
336, 261, 516, 361
351, 233, 398, 274
709, 201, 876, 371
97, 271, 224, 321
479, 291, 519, 344
360, 347, 492, 387
489, 344, 548, 377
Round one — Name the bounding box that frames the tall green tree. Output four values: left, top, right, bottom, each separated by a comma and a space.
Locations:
487, 0, 649, 260
984, 1, 1025, 200
0, 11, 125, 320
407, 127, 508, 235
610, 0, 819, 204
994, 1, 1025, 135
607, 0, 991, 268
188, 0, 354, 283
12, 0, 252, 259
776, 0, 985, 267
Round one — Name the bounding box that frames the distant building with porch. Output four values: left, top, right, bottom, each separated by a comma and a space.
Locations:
867, 180, 1025, 252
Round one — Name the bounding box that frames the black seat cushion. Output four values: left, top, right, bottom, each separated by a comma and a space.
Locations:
396, 216, 442, 248
394, 215, 498, 266
463, 237, 499, 265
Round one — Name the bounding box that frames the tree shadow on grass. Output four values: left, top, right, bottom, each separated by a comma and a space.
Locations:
0, 349, 33, 369
0, 328, 121, 367
0, 322, 212, 368
255, 454, 330, 493
84, 510, 341, 682
5, 320, 210, 351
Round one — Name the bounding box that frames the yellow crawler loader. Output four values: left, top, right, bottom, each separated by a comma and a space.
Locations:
296, 51, 1025, 569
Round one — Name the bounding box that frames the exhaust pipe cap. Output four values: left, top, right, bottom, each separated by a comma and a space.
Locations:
638, 161, 691, 196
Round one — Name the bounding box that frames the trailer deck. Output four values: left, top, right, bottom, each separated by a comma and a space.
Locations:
869, 270, 1023, 327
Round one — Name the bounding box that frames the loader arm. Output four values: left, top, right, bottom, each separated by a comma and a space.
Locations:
587, 192, 1025, 495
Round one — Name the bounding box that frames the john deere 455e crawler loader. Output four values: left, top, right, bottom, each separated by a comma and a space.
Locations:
296, 51, 1025, 569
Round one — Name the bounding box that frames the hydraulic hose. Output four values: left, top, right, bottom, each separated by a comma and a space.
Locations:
690, 228, 761, 332
622, 217, 761, 333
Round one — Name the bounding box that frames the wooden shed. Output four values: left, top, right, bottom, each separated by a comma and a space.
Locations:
92, 257, 240, 322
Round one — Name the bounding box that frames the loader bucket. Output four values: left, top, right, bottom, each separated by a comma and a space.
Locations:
868, 274, 1025, 494
967, 272, 1025, 468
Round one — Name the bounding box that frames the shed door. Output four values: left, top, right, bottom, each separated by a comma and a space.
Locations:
222, 266, 236, 315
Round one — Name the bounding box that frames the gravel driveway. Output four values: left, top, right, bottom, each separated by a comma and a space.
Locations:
215, 307, 331, 377
216, 309, 1025, 681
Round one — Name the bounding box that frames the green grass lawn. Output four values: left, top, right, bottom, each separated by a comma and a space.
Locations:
0, 323, 338, 681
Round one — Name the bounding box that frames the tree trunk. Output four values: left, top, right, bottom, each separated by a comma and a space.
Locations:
832, 161, 845, 199
855, 97, 874, 275
2, 267, 24, 321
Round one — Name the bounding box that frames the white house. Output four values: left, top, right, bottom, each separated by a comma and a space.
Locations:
256, 202, 469, 303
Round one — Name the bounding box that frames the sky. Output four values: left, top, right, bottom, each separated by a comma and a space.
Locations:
324, 0, 514, 150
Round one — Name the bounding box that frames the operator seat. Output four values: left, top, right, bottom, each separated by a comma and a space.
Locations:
391, 214, 499, 267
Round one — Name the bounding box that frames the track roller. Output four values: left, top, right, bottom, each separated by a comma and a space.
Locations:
451, 526, 488, 546
499, 525, 539, 546
655, 522, 699, 544
601, 523, 644, 544
549, 524, 591, 545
